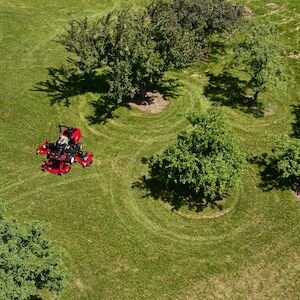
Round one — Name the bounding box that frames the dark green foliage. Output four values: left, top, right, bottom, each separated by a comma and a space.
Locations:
57, 0, 242, 105
58, 18, 101, 74
232, 22, 287, 101
272, 138, 300, 183
149, 109, 245, 205
147, 0, 243, 68
107, 60, 135, 105
0, 210, 65, 299
60, 9, 166, 102
103, 10, 165, 100
250, 136, 300, 191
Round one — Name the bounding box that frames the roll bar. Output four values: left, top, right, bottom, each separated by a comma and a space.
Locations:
59, 125, 72, 133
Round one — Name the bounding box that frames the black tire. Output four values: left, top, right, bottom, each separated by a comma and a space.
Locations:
66, 155, 74, 164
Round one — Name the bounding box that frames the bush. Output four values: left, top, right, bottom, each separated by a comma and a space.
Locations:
149, 109, 245, 205
0, 203, 66, 299
58, 0, 243, 104
231, 21, 287, 101
272, 138, 300, 184
147, 0, 243, 69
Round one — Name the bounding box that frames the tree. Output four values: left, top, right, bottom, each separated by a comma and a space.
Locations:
147, 0, 243, 69
58, 17, 102, 75
149, 109, 245, 206
0, 204, 66, 299
103, 10, 165, 101
231, 22, 287, 101
271, 137, 300, 184
57, 0, 243, 106
60, 9, 165, 102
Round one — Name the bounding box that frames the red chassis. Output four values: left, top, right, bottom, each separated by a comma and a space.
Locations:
75, 152, 94, 167
42, 159, 71, 175
36, 140, 51, 155
36, 125, 93, 175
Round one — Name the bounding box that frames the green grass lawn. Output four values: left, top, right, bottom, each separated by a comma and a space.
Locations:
0, 0, 299, 299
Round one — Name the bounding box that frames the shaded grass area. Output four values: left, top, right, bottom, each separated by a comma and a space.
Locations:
34, 66, 182, 124
87, 77, 182, 124
0, 0, 299, 299
203, 71, 264, 117
291, 104, 300, 138
248, 153, 296, 191
132, 175, 218, 212
33, 68, 110, 107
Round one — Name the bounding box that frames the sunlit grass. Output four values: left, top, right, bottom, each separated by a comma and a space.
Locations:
0, 0, 299, 298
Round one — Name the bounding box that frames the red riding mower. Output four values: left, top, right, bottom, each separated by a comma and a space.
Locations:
36, 125, 93, 175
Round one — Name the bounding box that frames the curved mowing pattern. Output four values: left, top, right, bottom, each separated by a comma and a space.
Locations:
0, 0, 299, 299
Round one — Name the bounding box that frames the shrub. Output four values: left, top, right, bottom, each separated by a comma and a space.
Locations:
149, 109, 245, 205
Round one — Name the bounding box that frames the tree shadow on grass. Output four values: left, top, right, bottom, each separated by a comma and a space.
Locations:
128, 78, 182, 105
248, 154, 294, 192
291, 104, 300, 139
132, 158, 223, 212
34, 67, 181, 124
87, 97, 121, 125
33, 67, 109, 107
29, 296, 42, 300
88, 78, 182, 124
151, 78, 182, 99
132, 176, 214, 212
203, 71, 264, 117
207, 40, 227, 63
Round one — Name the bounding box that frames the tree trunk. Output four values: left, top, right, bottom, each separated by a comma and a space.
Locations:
139, 84, 147, 103
253, 90, 259, 101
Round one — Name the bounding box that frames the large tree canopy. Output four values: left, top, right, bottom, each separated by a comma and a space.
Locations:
148, 109, 245, 206
58, 0, 243, 104
271, 137, 300, 184
231, 22, 287, 101
0, 205, 65, 299
147, 0, 243, 69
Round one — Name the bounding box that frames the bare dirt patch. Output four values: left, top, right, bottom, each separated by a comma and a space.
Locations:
264, 104, 276, 116
266, 3, 280, 10
293, 183, 300, 203
294, 191, 300, 203
129, 91, 168, 114
242, 6, 254, 16
288, 51, 300, 60
74, 278, 85, 290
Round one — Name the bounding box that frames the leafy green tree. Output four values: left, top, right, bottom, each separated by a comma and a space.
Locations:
58, 17, 102, 74
232, 22, 287, 101
57, 0, 243, 106
103, 10, 165, 100
0, 205, 65, 299
60, 10, 165, 101
106, 60, 135, 105
272, 137, 300, 184
149, 109, 245, 205
147, 0, 243, 69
